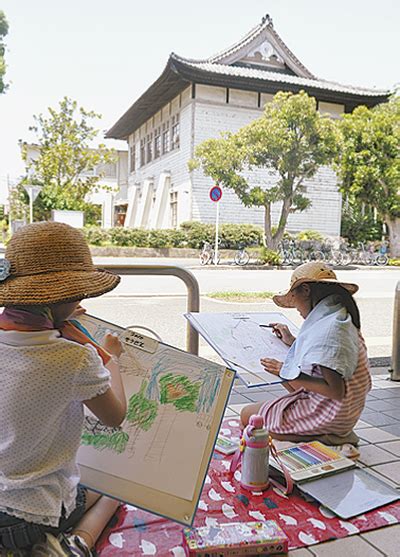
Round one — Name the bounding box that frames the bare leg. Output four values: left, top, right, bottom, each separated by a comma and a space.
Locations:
240, 402, 263, 428
73, 496, 120, 549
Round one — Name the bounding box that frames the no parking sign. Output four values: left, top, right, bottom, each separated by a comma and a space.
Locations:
209, 185, 222, 203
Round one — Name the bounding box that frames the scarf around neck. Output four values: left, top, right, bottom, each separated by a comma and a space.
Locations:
0, 307, 111, 365
280, 294, 359, 381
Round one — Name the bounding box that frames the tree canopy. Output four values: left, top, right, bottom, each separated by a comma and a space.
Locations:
0, 10, 9, 94
190, 91, 339, 249
18, 97, 117, 222
337, 96, 400, 255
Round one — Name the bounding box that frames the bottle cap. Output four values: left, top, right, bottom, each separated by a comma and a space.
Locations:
249, 415, 264, 429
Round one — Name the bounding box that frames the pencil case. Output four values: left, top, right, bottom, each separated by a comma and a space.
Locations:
182, 520, 288, 556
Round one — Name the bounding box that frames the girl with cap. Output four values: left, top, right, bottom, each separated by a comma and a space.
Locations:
241, 262, 371, 446
0, 222, 126, 555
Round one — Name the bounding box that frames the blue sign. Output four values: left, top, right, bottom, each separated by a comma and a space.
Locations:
209, 185, 222, 203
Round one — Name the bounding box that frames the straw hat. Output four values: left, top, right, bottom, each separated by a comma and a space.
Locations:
0, 222, 120, 306
273, 261, 358, 308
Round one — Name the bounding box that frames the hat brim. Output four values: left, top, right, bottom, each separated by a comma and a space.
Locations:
0, 269, 120, 306
273, 278, 359, 308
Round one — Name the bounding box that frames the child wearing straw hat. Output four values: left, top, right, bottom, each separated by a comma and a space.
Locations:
241, 262, 371, 446
0, 222, 126, 556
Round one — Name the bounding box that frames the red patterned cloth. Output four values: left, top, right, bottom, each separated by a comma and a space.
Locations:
96, 418, 400, 556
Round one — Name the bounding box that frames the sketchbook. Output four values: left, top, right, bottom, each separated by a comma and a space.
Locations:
185, 312, 299, 387
76, 314, 235, 526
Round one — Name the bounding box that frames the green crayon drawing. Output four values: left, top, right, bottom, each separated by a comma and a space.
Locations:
81, 430, 129, 454
126, 379, 158, 431
159, 373, 201, 412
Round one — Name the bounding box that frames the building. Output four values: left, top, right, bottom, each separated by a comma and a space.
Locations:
107, 15, 389, 235
23, 144, 128, 228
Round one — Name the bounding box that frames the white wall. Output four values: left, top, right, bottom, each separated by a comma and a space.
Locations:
191, 86, 342, 236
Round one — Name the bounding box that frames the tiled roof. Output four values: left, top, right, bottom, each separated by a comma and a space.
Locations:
172, 55, 388, 97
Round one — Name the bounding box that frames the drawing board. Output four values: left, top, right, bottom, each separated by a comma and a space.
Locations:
185, 312, 299, 387
76, 314, 235, 526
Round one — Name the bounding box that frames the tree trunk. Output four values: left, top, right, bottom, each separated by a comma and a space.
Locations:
270, 197, 292, 250
263, 203, 273, 248
387, 217, 400, 258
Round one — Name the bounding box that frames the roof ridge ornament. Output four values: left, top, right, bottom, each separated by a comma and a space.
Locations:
261, 14, 273, 26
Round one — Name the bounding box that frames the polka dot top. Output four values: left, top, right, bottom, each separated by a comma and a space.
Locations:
0, 329, 110, 527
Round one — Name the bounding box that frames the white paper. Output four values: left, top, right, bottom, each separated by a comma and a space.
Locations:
185, 312, 298, 387
77, 315, 230, 502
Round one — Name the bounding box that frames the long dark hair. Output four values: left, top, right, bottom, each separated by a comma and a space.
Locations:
306, 282, 361, 329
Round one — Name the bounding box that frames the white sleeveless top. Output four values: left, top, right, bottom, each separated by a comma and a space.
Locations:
0, 330, 110, 527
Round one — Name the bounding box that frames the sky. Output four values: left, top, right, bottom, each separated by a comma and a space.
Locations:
0, 0, 399, 185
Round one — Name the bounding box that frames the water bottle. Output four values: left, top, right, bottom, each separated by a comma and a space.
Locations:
240, 414, 270, 491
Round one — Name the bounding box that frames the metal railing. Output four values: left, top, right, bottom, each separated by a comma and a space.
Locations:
390, 281, 400, 381
101, 264, 200, 355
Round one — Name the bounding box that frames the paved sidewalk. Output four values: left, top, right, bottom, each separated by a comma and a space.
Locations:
227, 369, 400, 556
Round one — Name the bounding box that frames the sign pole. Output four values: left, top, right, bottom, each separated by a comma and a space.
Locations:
214, 201, 220, 265
28, 188, 34, 224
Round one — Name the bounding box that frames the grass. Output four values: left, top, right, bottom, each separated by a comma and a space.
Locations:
206, 291, 275, 302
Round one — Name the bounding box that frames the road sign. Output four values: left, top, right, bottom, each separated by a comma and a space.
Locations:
209, 185, 222, 203
23, 185, 42, 202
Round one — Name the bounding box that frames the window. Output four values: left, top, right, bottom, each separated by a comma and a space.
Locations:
170, 190, 178, 228
129, 144, 136, 172
146, 133, 153, 163
140, 139, 145, 167
162, 122, 170, 155
154, 127, 161, 159
171, 114, 180, 150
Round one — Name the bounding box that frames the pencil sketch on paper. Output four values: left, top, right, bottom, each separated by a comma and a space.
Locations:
77, 314, 231, 501
185, 312, 299, 387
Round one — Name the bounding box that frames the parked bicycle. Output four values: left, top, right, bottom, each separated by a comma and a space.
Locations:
234, 244, 250, 266
199, 242, 220, 265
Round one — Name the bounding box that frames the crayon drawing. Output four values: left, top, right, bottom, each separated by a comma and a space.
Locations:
77, 314, 231, 501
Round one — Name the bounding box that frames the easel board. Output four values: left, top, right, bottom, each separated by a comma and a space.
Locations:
185, 312, 298, 387
76, 314, 235, 526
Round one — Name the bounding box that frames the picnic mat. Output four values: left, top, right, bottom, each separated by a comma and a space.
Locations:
96, 418, 400, 556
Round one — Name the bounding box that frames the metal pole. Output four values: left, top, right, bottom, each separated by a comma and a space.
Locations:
101, 264, 200, 355
214, 201, 219, 265
28, 188, 33, 224
390, 281, 400, 381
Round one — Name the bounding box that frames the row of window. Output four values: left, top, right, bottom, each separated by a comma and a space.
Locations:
130, 114, 180, 172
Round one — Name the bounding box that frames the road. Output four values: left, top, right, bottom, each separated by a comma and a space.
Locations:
82, 257, 400, 361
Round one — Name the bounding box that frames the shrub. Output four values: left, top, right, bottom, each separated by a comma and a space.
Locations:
109, 227, 149, 247
341, 206, 383, 246
180, 221, 264, 249
82, 226, 110, 246
180, 221, 215, 248
389, 259, 400, 266
259, 247, 281, 266
296, 229, 324, 241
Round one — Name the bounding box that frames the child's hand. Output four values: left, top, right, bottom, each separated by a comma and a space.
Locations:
103, 333, 123, 358
260, 358, 283, 376
268, 323, 296, 346
70, 305, 87, 320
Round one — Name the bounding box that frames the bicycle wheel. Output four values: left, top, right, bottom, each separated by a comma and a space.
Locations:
340, 252, 352, 266
375, 254, 388, 266
309, 250, 325, 262
200, 251, 211, 266
235, 250, 250, 266
281, 250, 293, 266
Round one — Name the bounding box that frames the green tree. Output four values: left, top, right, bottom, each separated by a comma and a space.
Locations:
337, 97, 400, 256
0, 10, 9, 93
190, 91, 339, 249
18, 97, 117, 221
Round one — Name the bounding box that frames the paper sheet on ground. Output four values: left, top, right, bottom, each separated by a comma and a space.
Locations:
185, 312, 298, 387
76, 314, 234, 522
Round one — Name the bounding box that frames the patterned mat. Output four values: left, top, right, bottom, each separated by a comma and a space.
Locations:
96, 418, 400, 556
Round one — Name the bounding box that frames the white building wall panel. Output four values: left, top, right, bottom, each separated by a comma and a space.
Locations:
191, 100, 341, 236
